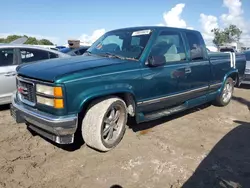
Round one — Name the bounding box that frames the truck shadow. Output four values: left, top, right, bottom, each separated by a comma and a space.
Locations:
182, 120, 250, 188
27, 125, 85, 152
239, 84, 250, 89
0, 104, 10, 111
232, 96, 250, 111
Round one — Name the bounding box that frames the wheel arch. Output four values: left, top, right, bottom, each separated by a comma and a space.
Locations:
78, 90, 137, 118
224, 70, 239, 85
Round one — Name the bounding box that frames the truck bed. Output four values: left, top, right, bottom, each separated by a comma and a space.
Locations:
208, 51, 246, 85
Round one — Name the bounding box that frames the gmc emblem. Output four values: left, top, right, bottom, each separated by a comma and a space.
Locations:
18, 86, 28, 95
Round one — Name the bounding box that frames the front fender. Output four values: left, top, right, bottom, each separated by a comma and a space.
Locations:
72, 83, 136, 113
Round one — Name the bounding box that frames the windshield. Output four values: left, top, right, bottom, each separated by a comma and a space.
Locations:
86, 29, 152, 60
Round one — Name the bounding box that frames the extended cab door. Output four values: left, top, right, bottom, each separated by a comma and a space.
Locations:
139, 29, 191, 113
183, 31, 211, 99
0, 48, 18, 104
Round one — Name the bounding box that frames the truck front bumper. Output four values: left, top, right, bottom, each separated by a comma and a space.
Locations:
10, 92, 78, 144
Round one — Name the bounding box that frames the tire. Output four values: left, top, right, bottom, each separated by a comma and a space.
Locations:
214, 77, 234, 106
235, 76, 241, 88
82, 97, 127, 152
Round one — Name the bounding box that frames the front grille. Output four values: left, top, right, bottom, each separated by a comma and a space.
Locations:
17, 77, 36, 105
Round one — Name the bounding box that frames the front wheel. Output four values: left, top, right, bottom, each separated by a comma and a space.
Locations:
82, 97, 127, 151
214, 77, 234, 106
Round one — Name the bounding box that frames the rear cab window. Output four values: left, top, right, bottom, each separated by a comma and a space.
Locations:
0, 48, 16, 67
185, 31, 206, 61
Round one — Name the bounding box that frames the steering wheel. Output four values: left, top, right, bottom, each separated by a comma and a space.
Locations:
130, 45, 144, 52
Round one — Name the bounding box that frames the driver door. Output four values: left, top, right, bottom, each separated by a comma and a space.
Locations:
138, 30, 191, 113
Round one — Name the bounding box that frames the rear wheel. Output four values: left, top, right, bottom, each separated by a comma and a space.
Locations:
214, 77, 234, 106
82, 97, 127, 151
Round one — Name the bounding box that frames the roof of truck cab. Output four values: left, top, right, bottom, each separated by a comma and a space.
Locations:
108, 26, 198, 33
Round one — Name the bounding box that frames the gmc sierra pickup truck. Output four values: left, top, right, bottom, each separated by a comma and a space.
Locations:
10, 26, 246, 152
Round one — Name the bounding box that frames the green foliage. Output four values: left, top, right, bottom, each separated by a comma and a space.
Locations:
39, 39, 54, 45
25, 37, 39, 45
211, 24, 242, 48
0, 35, 54, 45
0, 38, 5, 43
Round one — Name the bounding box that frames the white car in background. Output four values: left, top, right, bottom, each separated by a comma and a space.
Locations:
0, 44, 70, 105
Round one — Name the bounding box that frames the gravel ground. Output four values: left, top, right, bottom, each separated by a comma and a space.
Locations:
0, 86, 250, 188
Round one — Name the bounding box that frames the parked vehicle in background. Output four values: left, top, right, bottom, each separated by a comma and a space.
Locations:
11, 26, 246, 152
56, 46, 67, 50
59, 46, 89, 56
0, 44, 70, 105
206, 45, 218, 52
242, 50, 250, 85
32, 45, 58, 51
219, 46, 237, 52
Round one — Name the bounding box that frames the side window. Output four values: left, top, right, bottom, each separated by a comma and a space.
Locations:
150, 31, 186, 63
48, 52, 59, 59
186, 32, 204, 60
0, 49, 15, 66
20, 49, 49, 63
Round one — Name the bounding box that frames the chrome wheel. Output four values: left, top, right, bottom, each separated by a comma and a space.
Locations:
222, 82, 233, 103
102, 104, 126, 146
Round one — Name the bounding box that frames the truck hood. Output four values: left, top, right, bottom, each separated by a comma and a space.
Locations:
17, 55, 126, 82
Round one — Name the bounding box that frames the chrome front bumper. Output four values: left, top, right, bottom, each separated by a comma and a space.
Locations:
10, 92, 78, 144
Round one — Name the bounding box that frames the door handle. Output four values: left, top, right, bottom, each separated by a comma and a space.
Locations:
4, 72, 17, 77
185, 67, 192, 74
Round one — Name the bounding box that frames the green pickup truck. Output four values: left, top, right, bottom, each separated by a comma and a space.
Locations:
10, 26, 246, 151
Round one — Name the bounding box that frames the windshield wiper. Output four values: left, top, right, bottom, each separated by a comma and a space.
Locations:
101, 52, 125, 60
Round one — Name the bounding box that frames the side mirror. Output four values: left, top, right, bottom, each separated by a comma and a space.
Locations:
147, 55, 165, 67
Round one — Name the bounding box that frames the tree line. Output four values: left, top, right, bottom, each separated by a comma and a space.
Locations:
0, 25, 244, 48
211, 24, 243, 48
0, 35, 54, 45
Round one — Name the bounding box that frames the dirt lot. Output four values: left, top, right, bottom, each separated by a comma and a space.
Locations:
0, 86, 250, 188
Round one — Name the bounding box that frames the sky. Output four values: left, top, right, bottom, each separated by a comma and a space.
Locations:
1, 0, 250, 46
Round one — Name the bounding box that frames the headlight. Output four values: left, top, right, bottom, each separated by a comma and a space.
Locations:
36, 84, 63, 97
36, 84, 64, 108
37, 96, 64, 109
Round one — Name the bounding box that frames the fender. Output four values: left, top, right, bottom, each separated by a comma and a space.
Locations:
218, 69, 238, 93
72, 83, 137, 113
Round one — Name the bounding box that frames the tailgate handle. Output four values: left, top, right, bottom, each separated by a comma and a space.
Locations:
4, 72, 17, 77
185, 67, 192, 74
